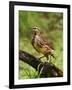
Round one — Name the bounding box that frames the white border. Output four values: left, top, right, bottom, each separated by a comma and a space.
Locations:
14, 6, 67, 85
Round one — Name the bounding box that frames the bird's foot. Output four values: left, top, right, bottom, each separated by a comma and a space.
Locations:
39, 56, 45, 60
47, 59, 51, 63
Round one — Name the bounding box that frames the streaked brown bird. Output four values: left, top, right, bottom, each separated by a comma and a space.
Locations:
32, 26, 55, 62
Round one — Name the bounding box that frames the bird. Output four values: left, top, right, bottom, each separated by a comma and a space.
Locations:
32, 26, 55, 62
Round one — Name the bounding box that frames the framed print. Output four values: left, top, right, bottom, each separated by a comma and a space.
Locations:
9, 1, 70, 89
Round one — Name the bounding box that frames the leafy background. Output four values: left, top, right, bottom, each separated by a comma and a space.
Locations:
19, 11, 63, 79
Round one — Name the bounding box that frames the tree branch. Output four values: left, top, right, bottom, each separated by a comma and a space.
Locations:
19, 50, 63, 77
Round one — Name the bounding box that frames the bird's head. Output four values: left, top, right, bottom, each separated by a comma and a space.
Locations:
32, 26, 40, 35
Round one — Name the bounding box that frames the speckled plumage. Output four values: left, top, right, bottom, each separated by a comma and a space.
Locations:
32, 27, 55, 60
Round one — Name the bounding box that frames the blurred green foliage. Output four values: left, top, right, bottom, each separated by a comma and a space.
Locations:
19, 11, 63, 79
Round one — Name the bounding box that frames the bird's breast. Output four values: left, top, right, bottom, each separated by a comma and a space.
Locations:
32, 35, 41, 52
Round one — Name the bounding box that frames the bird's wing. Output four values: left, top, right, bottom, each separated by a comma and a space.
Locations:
36, 36, 54, 55
39, 35, 54, 50
44, 40, 54, 50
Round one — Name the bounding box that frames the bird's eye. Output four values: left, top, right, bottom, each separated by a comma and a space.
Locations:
33, 27, 36, 29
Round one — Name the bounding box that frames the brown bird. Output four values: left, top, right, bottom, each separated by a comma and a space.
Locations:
32, 26, 55, 62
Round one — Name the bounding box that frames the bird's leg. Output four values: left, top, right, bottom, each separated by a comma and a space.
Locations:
46, 55, 51, 63
46, 55, 49, 61
48, 55, 51, 63
39, 55, 45, 60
